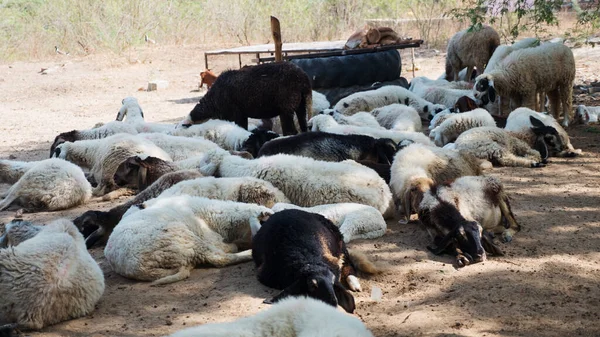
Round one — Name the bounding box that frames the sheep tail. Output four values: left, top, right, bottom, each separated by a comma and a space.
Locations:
348, 249, 388, 275
150, 265, 194, 286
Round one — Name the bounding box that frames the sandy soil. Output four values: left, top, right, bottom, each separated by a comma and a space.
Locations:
1, 44, 599, 337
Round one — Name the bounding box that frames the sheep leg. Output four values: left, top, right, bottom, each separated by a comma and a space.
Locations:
465, 66, 474, 83
560, 84, 573, 127
497, 192, 521, 242
150, 265, 194, 286
97, 187, 136, 201
202, 248, 253, 267
279, 112, 298, 136
0, 184, 19, 211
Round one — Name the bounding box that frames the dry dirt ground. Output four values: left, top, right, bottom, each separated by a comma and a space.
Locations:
1, 44, 599, 337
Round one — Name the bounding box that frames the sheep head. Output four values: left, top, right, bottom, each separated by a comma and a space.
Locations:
49, 131, 78, 158
529, 116, 564, 159
473, 75, 496, 104
427, 219, 488, 268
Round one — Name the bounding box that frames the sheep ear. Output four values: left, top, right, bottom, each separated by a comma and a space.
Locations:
529, 116, 546, 128
84, 227, 105, 249
263, 280, 305, 305
534, 136, 549, 161
487, 86, 497, 103
334, 282, 356, 313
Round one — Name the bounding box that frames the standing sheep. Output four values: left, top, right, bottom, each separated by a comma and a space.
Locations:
180, 62, 312, 136
446, 25, 500, 82
0, 219, 104, 330
0, 158, 91, 212
473, 42, 575, 126
104, 195, 272, 285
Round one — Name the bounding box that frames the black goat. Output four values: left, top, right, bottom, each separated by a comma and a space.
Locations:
252, 209, 359, 313
184, 62, 312, 136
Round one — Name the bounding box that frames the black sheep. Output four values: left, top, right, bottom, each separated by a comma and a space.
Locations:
184, 62, 312, 136
252, 209, 358, 313
257, 131, 398, 165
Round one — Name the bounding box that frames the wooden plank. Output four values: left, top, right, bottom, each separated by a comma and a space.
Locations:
204, 40, 347, 55
271, 16, 283, 62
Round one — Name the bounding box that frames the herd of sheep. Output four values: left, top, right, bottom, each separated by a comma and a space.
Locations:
0, 24, 589, 336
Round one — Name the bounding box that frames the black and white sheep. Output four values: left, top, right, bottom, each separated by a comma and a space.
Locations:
256, 131, 398, 166
252, 209, 379, 312
104, 195, 273, 285
0, 158, 91, 212
180, 62, 312, 136
418, 176, 520, 267
429, 108, 496, 147
0, 219, 104, 330
49, 121, 138, 158
168, 297, 374, 337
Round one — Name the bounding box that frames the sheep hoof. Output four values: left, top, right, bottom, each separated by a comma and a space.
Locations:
531, 162, 546, 168
347, 275, 362, 292
455, 254, 470, 268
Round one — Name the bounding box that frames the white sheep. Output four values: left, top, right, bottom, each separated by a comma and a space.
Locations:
0, 159, 35, 184
334, 85, 446, 119
420, 86, 478, 108
308, 114, 433, 146
320, 109, 383, 129
575, 104, 600, 125
428, 108, 455, 131
271, 202, 386, 242
0, 158, 91, 212
504, 107, 581, 157
429, 108, 496, 146
446, 25, 500, 81
0, 219, 104, 329
49, 121, 139, 157
154, 176, 290, 208
473, 42, 576, 126
370, 104, 422, 132
116, 96, 177, 133
390, 143, 488, 223
451, 126, 546, 168
312, 90, 331, 114
137, 132, 221, 161
410, 77, 473, 92
198, 148, 394, 216
52, 133, 172, 196
168, 119, 253, 150
104, 195, 272, 285
168, 297, 374, 337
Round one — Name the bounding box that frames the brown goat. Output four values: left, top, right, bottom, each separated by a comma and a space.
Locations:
199, 69, 218, 90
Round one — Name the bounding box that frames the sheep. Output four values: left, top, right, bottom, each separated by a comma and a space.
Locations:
505, 108, 582, 157
0, 158, 91, 212
257, 132, 398, 166
252, 209, 379, 312
198, 148, 394, 216
104, 195, 273, 285
49, 121, 138, 158
115, 96, 177, 133
271, 202, 386, 243
370, 103, 422, 132
308, 114, 433, 146
0, 219, 104, 330
418, 176, 520, 267
199, 69, 218, 90
312, 90, 331, 114
450, 126, 547, 168
445, 25, 500, 82
168, 119, 279, 157
52, 133, 172, 196
333, 85, 446, 119
390, 143, 487, 223
74, 169, 204, 248
473, 42, 576, 127
429, 108, 496, 146
137, 132, 221, 161
167, 297, 374, 337
180, 62, 312, 136
319, 109, 383, 129
420, 86, 478, 109
575, 104, 600, 125
410, 77, 473, 93
0, 159, 35, 184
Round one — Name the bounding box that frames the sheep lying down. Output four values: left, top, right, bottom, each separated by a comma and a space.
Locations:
0, 219, 104, 330
104, 195, 273, 285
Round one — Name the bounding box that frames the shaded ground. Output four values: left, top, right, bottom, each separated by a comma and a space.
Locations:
0, 44, 599, 337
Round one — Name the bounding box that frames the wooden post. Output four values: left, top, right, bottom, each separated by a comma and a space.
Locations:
204, 53, 209, 71
271, 16, 283, 62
